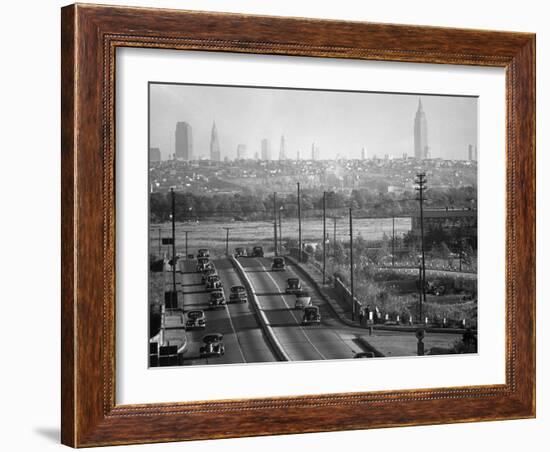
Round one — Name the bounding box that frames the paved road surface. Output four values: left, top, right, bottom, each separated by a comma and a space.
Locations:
166, 259, 277, 365
241, 257, 370, 361
162, 256, 464, 364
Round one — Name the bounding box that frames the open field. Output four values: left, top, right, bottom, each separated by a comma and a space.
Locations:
150, 217, 411, 259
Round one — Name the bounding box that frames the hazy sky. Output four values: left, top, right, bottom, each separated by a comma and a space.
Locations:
149, 83, 478, 161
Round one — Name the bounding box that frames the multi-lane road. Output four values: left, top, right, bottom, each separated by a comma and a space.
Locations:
162, 254, 464, 365
241, 257, 367, 361
173, 258, 278, 365
168, 255, 386, 365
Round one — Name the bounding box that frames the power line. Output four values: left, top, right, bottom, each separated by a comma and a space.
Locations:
415, 172, 428, 323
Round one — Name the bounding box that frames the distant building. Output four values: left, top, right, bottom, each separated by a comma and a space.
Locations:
414, 98, 429, 159
236, 144, 248, 160
468, 144, 478, 161
361, 147, 366, 160
150, 147, 161, 163
279, 135, 286, 160
254, 151, 259, 160
411, 209, 477, 240
210, 122, 221, 161
297, 149, 301, 160
175, 122, 193, 161
261, 139, 271, 160
388, 185, 406, 195
311, 142, 320, 160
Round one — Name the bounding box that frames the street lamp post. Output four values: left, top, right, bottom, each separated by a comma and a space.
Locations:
223, 227, 232, 257
332, 217, 337, 258
322, 191, 326, 285
279, 205, 284, 254
415, 173, 427, 323
184, 231, 189, 258
392, 216, 396, 267
158, 227, 161, 258
273, 192, 278, 256
170, 188, 177, 306
349, 207, 355, 321
297, 182, 302, 262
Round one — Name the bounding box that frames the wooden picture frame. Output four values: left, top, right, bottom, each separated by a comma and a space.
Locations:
61, 3, 535, 447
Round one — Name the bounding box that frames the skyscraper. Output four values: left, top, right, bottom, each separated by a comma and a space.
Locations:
361, 147, 366, 160
210, 121, 221, 161
150, 147, 161, 163
175, 122, 193, 161
279, 135, 286, 160
261, 139, 271, 160
468, 144, 474, 161
236, 144, 248, 160
414, 98, 429, 159
311, 142, 320, 160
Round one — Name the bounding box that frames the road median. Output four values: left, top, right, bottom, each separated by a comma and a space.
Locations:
230, 257, 290, 362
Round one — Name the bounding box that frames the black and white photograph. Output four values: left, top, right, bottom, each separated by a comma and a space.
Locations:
148, 82, 478, 367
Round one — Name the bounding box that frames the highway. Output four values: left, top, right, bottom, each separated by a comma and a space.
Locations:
158, 254, 464, 365
169, 258, 277, 365
241, 257, 369, 361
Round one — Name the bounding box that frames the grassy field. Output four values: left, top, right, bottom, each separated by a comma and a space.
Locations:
150, 217, 411, 259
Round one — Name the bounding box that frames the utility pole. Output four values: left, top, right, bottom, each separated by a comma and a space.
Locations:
297, 182, 302, 262
223, 227, 232, 256
158, 228, 161, 258
279, 206, 284, 254
349, 208, 355, 321
415, 173, 427, 323
322, 191, 326, 284
182, 230, 189, 258
273, 192, 278, 256
392, 216, 395, 267
458, 220, 463, 272
333, 217, 337, 257
170, 188, 177, 302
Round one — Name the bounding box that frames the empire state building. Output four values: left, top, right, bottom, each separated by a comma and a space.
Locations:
414, 98, 429, 159
210, 121, 221, 161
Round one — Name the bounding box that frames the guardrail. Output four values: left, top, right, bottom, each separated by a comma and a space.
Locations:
286, 255, 473, 334
285, 255, 360, 328
230, 257, 290, 362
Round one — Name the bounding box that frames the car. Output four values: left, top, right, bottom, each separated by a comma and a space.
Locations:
185, 310, 206, 330
294, 290, 312, 309
302, 306, 321, 325
199, 333, 225, 357
209, 289, 226, 308
271, 257, 285, 271
234, 247, 247, 258
354, 351, 375, 358
229, 285, 247, 303
196, 257, 210, 272
187, 254, 194, 259
197, 248, 210, 258
201, 267, 217, 283
205, 274, 222, 291
285, 277, 301, 294
251, 246, 264, 257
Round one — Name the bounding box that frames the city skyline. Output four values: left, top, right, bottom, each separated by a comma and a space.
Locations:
175, 121, 193, 161
414, 99, 429, 159
149, 83, 478, 162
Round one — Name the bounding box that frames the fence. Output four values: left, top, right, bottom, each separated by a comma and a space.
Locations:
333, 277, 363, 322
